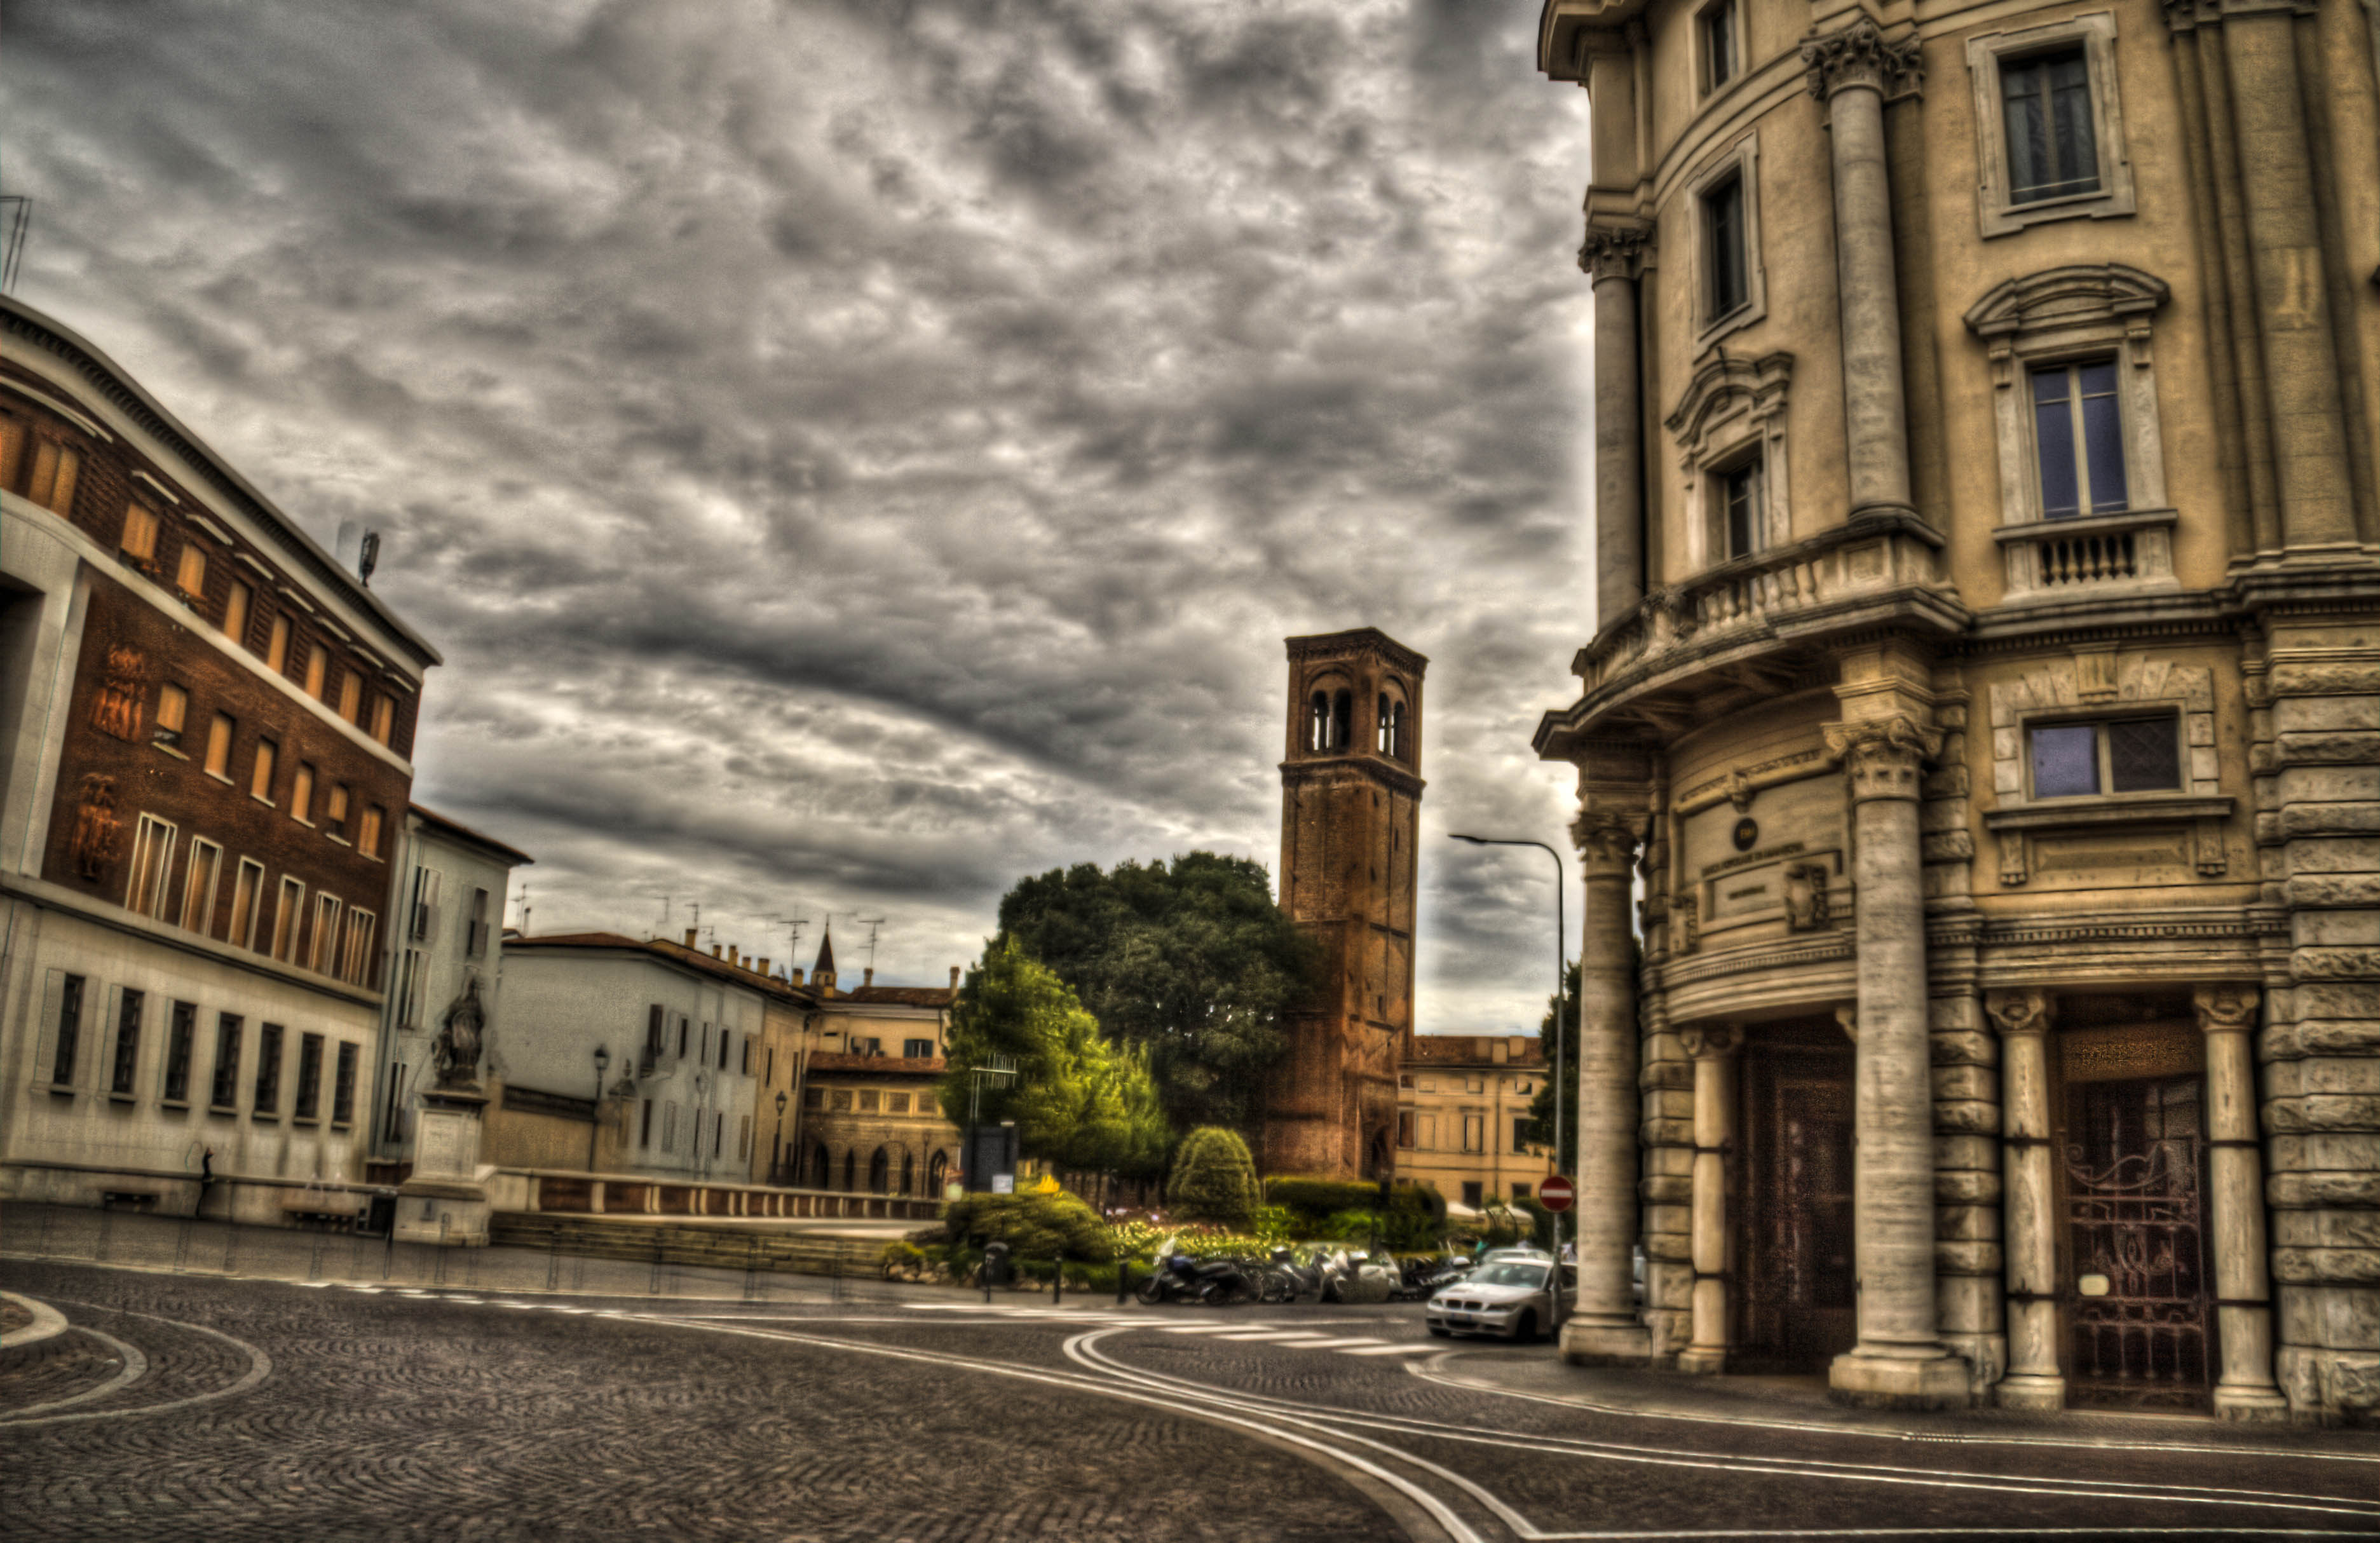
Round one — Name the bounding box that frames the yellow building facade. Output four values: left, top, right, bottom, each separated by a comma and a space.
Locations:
1534, 0, 2379, 1422
1397, 1034, 1553, 1211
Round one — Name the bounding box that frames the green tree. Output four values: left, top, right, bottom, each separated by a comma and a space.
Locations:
941, 938, 1170, 1176
1517, 960, 1581, 1175
1167, 1125, 1259, 1227
993, 852, 1317, 1132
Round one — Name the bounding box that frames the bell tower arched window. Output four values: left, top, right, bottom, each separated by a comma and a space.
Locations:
1377, 694, 1407, 759
1308, 681, 1354, 752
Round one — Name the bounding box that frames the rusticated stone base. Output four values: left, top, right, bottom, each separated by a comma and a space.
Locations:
1828, 1350, 1973, 1410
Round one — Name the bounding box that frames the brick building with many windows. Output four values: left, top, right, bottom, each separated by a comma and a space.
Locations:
0, 294, 439, 1225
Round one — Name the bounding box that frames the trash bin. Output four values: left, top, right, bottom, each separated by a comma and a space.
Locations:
982, 1240, 1012, 1288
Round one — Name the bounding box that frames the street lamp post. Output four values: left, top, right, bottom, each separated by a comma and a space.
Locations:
1450, 833, 1568, 1331
588, 1045, 611, 1173
775, 1091, 789, 1185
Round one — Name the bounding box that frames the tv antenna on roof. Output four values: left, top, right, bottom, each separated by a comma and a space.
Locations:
512, 882, 531, 938
855, 916, 887, 972
0, 198, 29, 294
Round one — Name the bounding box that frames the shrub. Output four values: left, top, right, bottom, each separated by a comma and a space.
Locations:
1265, 1176, 1446, 1235
1167, 1127, 1259, 1227
941, 1191, 1115, 1262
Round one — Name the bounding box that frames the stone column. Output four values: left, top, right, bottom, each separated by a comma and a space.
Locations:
2196, 984, 2289, 1420
1825, 715, 1968, 1408
1800, 20, 1924, 520
1986, 988, 2064, 1411
1678, 1023, 1741, 1375
1579, 223, 1652, 627
1562, 779, 1654, 1364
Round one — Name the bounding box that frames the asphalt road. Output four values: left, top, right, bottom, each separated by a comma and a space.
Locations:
4, 1253, 2379, 1542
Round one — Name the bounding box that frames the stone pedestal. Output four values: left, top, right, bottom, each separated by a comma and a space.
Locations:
395, 1087, 493, 1247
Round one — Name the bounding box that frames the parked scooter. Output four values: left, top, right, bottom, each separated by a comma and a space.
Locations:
1136, 1240, 1260, 1305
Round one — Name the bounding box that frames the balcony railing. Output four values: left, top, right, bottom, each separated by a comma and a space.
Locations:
1993, 507, 2177, 601
1577, 513, 1948, 698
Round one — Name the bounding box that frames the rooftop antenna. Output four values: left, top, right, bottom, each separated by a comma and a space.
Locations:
0, 198, 29, 294
656, 895, 672, 938
512, 882, 531, 937
855, 916, 887, 972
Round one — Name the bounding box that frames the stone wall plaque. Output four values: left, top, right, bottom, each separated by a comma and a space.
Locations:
2024, 828, 2194, 890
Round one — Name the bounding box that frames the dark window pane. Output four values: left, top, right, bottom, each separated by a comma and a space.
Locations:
2033, 368, 2081, 518
1706, 177, 1746, 317
2048, 51, 2099, 194
1724, 465, 1757, 558
2003, 61, 2050, 200
2080, 367, 2127, 512
2107, 718, 2181, 792
52, 975, 83, 1085
2030, 724, 2100, 798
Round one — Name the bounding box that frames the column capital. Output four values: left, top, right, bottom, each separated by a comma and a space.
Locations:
1578, 221, 1654, 284
1799, 17, 1923, 102
1571, 808, 1642, 877
1985, 988, 2053, 1038
1680, 1022, 1743, 1060
2193, 983, 2261, 1037
1823, 715, 1940, 801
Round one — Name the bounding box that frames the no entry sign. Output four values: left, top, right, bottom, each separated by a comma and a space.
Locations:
1539, 1174, 1575, 1213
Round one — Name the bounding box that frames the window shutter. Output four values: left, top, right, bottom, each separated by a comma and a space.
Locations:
35, 969, 67, 1089
646, 1003, 664, 1056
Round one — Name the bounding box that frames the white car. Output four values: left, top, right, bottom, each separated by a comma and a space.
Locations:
1425, 1256, 1568, 1341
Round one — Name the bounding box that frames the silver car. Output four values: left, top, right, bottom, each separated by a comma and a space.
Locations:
1425, 1255, 1568, 1341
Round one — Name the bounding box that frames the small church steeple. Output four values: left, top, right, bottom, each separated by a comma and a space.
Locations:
812, 927, 838, 995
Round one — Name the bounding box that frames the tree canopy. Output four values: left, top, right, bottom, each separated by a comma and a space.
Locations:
991, 852, 1317, 1133
941, 937, 1170, 1177
1517, 959, 1581, 1176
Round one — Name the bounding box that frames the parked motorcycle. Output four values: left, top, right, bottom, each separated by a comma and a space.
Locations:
1320, 1247, 1403, 1305
1136, 1241, 1260, 1305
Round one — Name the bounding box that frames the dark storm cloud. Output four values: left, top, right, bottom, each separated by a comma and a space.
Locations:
5, 0, 1596, 1030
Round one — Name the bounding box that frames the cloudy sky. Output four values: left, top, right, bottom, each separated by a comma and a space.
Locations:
7, 0, 1598, 1034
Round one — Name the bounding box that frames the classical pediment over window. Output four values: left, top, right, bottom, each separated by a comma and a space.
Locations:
1962, 264, 2168, 357
1666, 349, 1793, 453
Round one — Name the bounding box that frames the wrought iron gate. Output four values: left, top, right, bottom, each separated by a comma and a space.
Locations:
2063, 1075, 2212, 1410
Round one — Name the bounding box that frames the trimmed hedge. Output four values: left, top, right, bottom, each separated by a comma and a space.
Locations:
1265, 1176, 1447, 1232
941, 1192, 1116, 1262
1167, 1127, 1260, 1227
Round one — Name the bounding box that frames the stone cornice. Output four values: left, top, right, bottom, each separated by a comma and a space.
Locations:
1284, 627, 1431, 677
1279, 756, 1426, 799
1800, 18, 1923, 102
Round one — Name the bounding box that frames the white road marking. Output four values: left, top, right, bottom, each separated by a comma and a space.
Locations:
1335, 1343, 1441, 1357
1288, 1337, 1388, 1350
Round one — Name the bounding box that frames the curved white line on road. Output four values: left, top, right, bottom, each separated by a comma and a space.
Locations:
0, 1302, 272, 1428
0, 1325, 149, 1418
608, 1311, 1486, 1543
1063, 1329, 2380, 1533
1413, 1357, 2380, 1468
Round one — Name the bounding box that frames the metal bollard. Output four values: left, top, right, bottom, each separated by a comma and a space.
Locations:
95, 1206, 114, 1263
649, 1231, 665, 1297
742, 1236, 759, 1303
173, 1218, 192, 1275
1052, 1262, 1061, 1306
309, 1228, 325, 1281
1116, 1261, 1129, 1305
547, 1231, 562, 1293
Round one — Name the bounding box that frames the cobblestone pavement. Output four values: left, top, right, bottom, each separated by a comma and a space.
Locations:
5, 1218, 2380, 1542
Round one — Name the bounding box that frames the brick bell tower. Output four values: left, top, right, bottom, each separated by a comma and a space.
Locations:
1264, 628, 1427, 1181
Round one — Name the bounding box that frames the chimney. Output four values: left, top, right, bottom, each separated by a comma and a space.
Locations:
950, 966, 961, 989
791, 968, 805, 985
728, 945, 740, 968
683, 928, 698, 948
758, 957, 770, 977
863, 967, 874, 988
711, 944, 722, 958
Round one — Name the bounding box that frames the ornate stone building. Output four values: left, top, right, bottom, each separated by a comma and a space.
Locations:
1264, 629, 1427, 1180
1533, 0, 2377, 1420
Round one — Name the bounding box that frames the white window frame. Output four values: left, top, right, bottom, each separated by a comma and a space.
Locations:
180, 838, 223, 934
341, 909, 377, 988
308, 894, 344, 974
1965, 12, 2134, 239
230, 859, 266, 949
1686, 132, 1765, 355
271, 876, 306, 963
125, 814, 177, 919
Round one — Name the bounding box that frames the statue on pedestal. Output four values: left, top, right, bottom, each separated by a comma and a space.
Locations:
433, 975, 487, 1091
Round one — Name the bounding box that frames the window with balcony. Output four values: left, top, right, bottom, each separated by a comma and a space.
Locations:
2032, 360, 2127, 520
